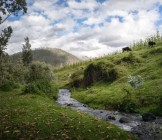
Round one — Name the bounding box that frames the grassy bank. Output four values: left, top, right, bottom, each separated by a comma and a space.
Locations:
0, 89, 133, 139
55, 40, 162, 116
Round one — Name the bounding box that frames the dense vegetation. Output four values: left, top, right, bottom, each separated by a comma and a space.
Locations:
11, 48, 80, 67
55, 32, 162, 116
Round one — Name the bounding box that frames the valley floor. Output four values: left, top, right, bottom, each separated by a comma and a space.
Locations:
0, 89, 134, 140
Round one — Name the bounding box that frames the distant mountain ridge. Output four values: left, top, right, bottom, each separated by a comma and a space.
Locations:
10, 48, 80, 67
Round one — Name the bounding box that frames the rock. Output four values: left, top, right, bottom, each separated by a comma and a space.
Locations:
107, 115, 116, 120
67, 103, 73, 106
142, 113, 156, 122
119, 117, 130, 123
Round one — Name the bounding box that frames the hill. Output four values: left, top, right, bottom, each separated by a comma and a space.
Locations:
55, 36, 162, 116
10, 48, 80, 67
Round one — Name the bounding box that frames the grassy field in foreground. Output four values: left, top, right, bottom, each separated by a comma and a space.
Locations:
55, 41, 162, 116
0, 89, 133, 140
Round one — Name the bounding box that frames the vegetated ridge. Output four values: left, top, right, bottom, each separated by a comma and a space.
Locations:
55, 34, 162, 116
10, 48, 80, 67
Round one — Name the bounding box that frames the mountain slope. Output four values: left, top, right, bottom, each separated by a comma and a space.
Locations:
55, 39, 162, 116
10, 48, 80, 67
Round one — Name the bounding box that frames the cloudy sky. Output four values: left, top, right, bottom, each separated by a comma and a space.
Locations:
2, 0, 162, 58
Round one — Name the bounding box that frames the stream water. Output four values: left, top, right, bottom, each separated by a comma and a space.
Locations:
56, 89, 162, 140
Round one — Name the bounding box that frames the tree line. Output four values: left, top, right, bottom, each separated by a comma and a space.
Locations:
0, 0, 57, 98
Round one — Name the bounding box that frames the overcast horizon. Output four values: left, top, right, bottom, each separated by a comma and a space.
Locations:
2, 0, 162, 58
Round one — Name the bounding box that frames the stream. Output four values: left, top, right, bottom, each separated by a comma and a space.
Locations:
56, 89, 162, 140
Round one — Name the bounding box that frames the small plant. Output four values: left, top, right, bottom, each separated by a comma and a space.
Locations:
0, 80, 14, 91
120, 75, 143, 112
128, 75, 144, 93
119, 97, 138, 113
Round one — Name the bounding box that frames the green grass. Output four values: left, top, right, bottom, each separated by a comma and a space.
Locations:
0, 89, 133, 139
55, 41, 162, 116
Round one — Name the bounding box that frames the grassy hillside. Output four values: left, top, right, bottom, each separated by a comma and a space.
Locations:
0, 89, 133, 139
55, 38, 162, 116
10, 48, 80, 67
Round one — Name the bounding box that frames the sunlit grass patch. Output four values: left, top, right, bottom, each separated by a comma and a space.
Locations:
0, 89, 133, 139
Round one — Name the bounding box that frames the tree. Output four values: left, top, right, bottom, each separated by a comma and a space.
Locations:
0, 0, 27, 24
22, 37, 33, 66
0, 0, 27, 87
0, 0, 27, 55
26, 62, 54, 83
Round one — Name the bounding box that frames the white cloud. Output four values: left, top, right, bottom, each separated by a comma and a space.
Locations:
68, 0, 99, 11
3, 0, 162, 58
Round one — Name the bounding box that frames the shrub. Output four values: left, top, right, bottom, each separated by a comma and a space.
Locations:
117, 52, 140, 64
72, 79, 83, 88
159, 59, 162, 66
23, 80, 58, 99
149, 47, 162, 55
23, 62, 58, 99
23, 82, 41, 94
128, 75, 144, 94
11, 62, 27, 83
0, 80, 18, 91
159, 95, 162, 106
119, 97, 138, 113
70, 69, 84, 88
70, 70, 83, 81
26, 61, 54, 83
83, 61, 118, 86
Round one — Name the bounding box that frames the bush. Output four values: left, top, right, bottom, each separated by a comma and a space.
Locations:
11, 62, 27, 83
159, 59, 162, 66
23, 80, 58, 99
72, 79, 83, 88
26, 62, 54, 83
117, 52, 140, 64
83, 61, 118, 86
70, 70, 84, 88
0, 80, 19, 91
119, 97, 138, 113
23, 62, 58, 99
159, 95, 162, 106
70, 70, 84, 81
149, 47, 162, 55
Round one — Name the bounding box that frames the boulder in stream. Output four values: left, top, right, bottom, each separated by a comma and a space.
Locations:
119, 117, 130, 123
107, 115, 116, 120
67, 103, 73, 106
142, 113, 156, 122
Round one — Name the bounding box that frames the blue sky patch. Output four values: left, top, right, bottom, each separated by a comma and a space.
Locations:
106, 16, 124, 23
96, 0, 106, 4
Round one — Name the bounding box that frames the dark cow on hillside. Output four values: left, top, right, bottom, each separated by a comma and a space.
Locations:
148, 41, 156, 47
122, 47, 132, 52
